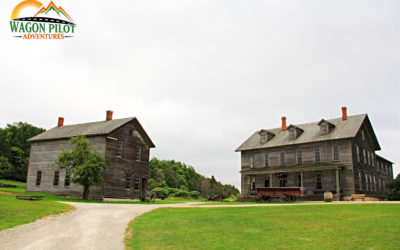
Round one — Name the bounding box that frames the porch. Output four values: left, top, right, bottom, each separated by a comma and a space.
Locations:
241, 165, 344, 201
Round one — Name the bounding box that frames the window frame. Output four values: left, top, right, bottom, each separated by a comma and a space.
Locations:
315, 174, 322, 189
125, 173, 131, 189
116, 141, 123, 158
315, 147, 321, 163
264, 153, 269, 167
64, 170, 70, 187
53, 170, 59, 186
297, 150, 303, 165
134, 175, 140, 191
135, 146, 142, 161
250, 154, 255, 168
36, 171, 42, 186
333, 146, 339, 161
280, 152, 285, 166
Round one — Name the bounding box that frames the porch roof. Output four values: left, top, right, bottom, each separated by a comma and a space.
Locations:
241, 165, 344, 175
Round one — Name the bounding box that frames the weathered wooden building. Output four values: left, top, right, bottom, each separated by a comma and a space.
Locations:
26, 111, 155, 199
236, 107, 394, 200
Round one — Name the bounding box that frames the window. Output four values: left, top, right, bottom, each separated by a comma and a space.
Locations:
367, 151, 370, 165
297, 150, 303, 164
333, 146, 339, 161
356, 145, 360, 162
371, 152, 374, 167
365, 174, 369, 191
136, 146, 142, 161
125, 173, 131, 189
116, 141, 123, 157
289, 130, 295, 140
280, 152, 285, 166
361, 129, 365, 140
278, 173, 288, 187
363, 149, 366, 164
373, 176, 376, 191
321, 125, 328, 135
264, 179, 270, 187
250, 155, 255, 168
264, 153, 269, 167
260, 134, 267, 144
36, 171, 42, 186
358, 172, 362, 191
298, 175, 302, 187
315, 148, 320, 163
53, 171, 59, 186
134, 175, 139, 190
316, 174, 322, 189
64, 171, 70, 186
378, 178, 381, 192
251, 177, 256, 191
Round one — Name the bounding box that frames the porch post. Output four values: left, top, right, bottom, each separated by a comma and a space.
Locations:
336, 168, 340, 200
300, 171, 304, 188
269, 173, 272, 187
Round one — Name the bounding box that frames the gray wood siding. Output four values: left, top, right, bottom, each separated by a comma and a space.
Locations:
26, 136, 106, 199
103, 121, 150, 199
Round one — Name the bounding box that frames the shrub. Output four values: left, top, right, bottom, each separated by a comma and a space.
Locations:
152, 187, 169, 198
223, 194, 238, 202
189, 191, 200, 199
173, 189, 190, 198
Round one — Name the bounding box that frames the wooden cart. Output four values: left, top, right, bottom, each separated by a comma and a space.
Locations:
256, 187, 305, 202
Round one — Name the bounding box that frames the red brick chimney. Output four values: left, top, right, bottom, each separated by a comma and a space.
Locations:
281, 116, 287, 131
106, 110, 113, 121
58, 117, 64, 127
342, 106, 347, 120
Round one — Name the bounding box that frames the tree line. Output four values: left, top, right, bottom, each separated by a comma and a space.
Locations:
148, 158, 240, 199
0, 122, 45, 181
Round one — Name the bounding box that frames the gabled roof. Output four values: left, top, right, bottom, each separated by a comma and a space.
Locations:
28, 117, 155, 148
235, 114, 380, 152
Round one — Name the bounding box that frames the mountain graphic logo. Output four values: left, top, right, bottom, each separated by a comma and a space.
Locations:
10, 0, 76, 39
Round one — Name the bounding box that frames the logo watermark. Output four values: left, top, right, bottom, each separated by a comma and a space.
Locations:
10, 0, 76, 39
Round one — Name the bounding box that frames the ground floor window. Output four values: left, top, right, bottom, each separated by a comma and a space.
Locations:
298, 175, 302, 187
264, 179, 270, 187
64, 171, 70, 186
134, 175, 140, 190
315, 174, 322, 189
250, 177, 256, 191
36, 171, 42, 186
278, 173, 287, 187
53, 171, 59, 186
125, 173, 131, 189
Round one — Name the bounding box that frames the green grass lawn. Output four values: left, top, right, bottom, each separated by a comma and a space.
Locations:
0, 192, 74, 231
126, 204, 400, 249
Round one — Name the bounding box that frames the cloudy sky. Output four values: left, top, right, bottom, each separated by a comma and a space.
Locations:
1, 0, 399, 189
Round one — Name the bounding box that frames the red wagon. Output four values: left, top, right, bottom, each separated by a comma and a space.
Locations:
256, 187, 305, 202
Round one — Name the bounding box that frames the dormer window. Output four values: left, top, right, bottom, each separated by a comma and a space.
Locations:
317, 119, 335, 135
289, 129, 295, 140
258, 130, 275, 144
260, 134, 267, 144
321, 125, 328, 135
287, 125, 303, 140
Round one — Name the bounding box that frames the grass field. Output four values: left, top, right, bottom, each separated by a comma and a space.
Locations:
126, 204, 400, 249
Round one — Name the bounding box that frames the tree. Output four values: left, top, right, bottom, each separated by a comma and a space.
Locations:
55, 135, 106, 200
388, 174, 400, 201
0, 122, 45, 181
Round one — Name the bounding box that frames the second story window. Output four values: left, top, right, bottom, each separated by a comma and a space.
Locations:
356, 145, 360, 162
136, 146, 142, 161
367, 151, 370, 165
250, 155, 255, 168
333, 146, 339, 161
363, 149, 366, 164
116, 141, 123, 157
297, 150, 303, 164
361, 129, 365, 140
264, 153, 269, 167
280, 152, 285, 166
315, 148, 320, 163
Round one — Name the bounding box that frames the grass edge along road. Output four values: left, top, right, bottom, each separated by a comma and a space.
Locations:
125, 204, 400, 249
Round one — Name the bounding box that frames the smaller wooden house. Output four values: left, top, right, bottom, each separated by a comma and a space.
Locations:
26, 111, 155, 200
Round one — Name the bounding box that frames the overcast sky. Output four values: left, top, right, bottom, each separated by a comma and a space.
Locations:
1, 0, 399, 189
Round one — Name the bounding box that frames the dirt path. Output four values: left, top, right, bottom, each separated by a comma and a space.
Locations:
0, 201, 399, 250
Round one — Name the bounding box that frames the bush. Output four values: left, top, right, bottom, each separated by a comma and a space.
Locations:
172, 189, 190, 198
223, 194, 238, 202
152, 187, 169, 198
189, 191, 200, 199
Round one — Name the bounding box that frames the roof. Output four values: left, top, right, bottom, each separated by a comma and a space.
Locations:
28, 117, 156, 148
235, 114, 380, 152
